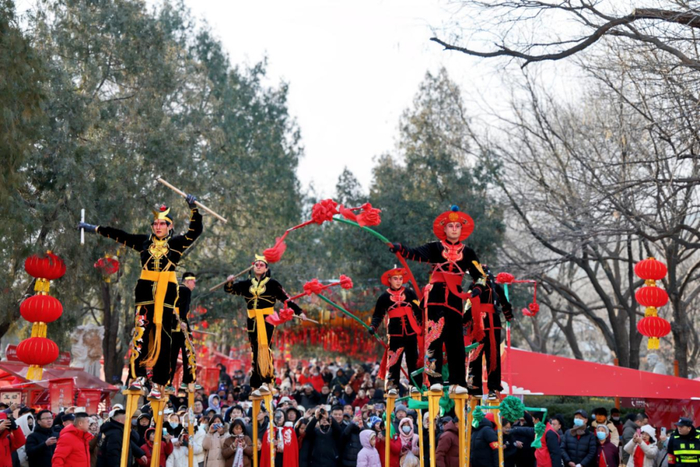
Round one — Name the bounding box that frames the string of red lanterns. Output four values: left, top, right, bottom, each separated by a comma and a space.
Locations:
18, 251, 65, 380
634, 257, 671, 350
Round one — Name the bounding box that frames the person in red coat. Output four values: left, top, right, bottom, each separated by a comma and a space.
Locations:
375, 428, 402, 467
52, 412, 92, 467
140, 428, 174, 467
0, 412, 26, 467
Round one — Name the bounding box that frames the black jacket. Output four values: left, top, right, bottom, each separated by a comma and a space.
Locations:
95, 420, 145, 467
340, 422, 362, 467
25, 425, 56, 467
561, 427, 597, 467
305, 417, 342, 467
176, 284, 192, 332
371, 287, 422, 336
511, 426, 562, 467
471, 419, 499, 467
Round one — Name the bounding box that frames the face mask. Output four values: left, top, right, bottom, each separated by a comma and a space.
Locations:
597, 432, 607, 440
574, 419, 585, 427
131, 419, 138, 426
170, 422, 179, 429
402, 426, 411, 434
612, 417, 620, 422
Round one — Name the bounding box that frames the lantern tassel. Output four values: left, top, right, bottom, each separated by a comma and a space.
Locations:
26, 365, 43, 381
647, 337, 660, 350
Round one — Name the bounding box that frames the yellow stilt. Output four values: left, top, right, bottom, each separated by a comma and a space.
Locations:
466, 397, 479, 465
385, 391, 398, 467
451, 391, 468, 467
490, 398, 505, 467
427, 386, 442, 467
410, 388, 425, 467
251, 392, 263, 467
187, 389, 195, 467
150, 389, 171, 467
120, 389, 143, 467
261, 390, 274, 467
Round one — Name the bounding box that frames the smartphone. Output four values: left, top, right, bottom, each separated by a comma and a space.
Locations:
163, 428, 168, 437
636, 429, 642, 436
661, 427, 667, 435
355, 407, 361, 416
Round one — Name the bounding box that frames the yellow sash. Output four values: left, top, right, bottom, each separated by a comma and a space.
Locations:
247, 307, 275, 377
139, 270, 177, 367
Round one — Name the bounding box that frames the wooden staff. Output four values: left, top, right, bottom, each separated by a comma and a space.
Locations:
209, 265, 254, 292
156, 176, 228, 223
292, 315, 320, 324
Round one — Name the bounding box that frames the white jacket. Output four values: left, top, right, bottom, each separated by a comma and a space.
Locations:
166, 444, 190, 467
625, 439, 660, 467
192, 426, 206, 465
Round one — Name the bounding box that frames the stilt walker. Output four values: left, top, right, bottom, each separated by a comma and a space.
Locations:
169, 271, 199, 392
370, 268, 422, 392
222, 254, 306, 462
464, 265, 513, 400
389, 205, 487, 394
79, 194, 203, 467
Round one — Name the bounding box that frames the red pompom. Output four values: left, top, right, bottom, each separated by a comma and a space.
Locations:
522, 302, 540, 317
280, 308, 294, 321
311, 199, 339, 225
94, 257, 120, 275
495, 272, 515, 284
303, 279, 326, 296
356, 203, 381, 227
201, 320, 209, 329
160, 204, 167, 212
339, 274, 353, 290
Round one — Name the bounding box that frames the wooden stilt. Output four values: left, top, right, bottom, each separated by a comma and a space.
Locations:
187, 388, 195, 467
120, 389, 144, 467
150, 389, 172, 467
490, 398, 505, 467
450, 391, 468, 467
410, 388, 425, 467
385, 391, 398, 467
466, 397, 479, 465
261, 390, 274, 467
427, 386, 442, 467
251, 393, 263, 467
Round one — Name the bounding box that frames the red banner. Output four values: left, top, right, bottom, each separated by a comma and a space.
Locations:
49, 378, 75, 413
76, 389, 102, 414
621, 397, 700, 428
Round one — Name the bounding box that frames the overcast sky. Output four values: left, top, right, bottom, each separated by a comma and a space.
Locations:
183, 0, 514, 197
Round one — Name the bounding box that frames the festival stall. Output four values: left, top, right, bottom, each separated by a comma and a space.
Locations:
502, 347, 700, 426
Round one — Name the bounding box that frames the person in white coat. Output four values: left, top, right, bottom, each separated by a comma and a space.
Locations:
625, 425, 659, 467
192, 420, 207, 467
15, 412, 35, 467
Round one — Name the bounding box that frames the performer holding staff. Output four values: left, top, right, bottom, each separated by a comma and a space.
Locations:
169, 271, 200, 391
223, 255, 306, 391
79, 194, 203, 398
390, 205, 486, 393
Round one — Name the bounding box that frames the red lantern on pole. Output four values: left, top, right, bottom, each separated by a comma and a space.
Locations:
634, 257, 670, 349
637, 316, 671, 350
20, 251, 65, 380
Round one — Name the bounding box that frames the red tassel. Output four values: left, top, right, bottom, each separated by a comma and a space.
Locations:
263, 233, 288, 263
356, 203, 382, 227
339, 205, 358, 222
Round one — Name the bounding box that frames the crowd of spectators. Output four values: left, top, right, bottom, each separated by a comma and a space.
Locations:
0, 360, 692, 467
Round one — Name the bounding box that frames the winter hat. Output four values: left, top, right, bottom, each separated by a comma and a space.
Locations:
641, 424, 656, 442
369, 416, 382, 429
596, 424, 610, 434
485, 412, 496, 423
395, 404, 408, 415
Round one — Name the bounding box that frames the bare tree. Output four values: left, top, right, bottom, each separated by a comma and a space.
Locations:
471, 41, 700, 374
431, 1, 700, 69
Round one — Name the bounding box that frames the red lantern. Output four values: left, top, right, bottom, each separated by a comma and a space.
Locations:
20, 295, 63, 323
24, 252, 66, 280
16, 337, 59, 366
635, 286, 669, 309
94, 257, 120, 275
634, 258, 667, 281
637, 316, 671, 349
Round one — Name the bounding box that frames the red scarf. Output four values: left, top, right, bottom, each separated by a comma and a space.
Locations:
634, 441, 649, 467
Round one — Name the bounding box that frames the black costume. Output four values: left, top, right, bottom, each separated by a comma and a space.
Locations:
95, 205, 202, 385
464, 267, 513, 395
224, 265, 302, 388
170, 274, 197, 386
370, 277, 422, 389
394, 234, 485, 387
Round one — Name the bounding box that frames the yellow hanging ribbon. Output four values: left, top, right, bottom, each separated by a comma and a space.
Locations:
247, 307, 275, 377
139, 270, 177, 367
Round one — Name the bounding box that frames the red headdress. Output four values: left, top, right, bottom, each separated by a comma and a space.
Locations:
381, 268, 408, 287
433, 205, 474, 242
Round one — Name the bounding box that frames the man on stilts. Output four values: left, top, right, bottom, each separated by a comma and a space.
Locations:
79, 195, 203, 398
370, 268, 422, 393
169, 271, 200, 391
390, 205, 486, 393
224, 255, 306, 392
464, 265, 513, 400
